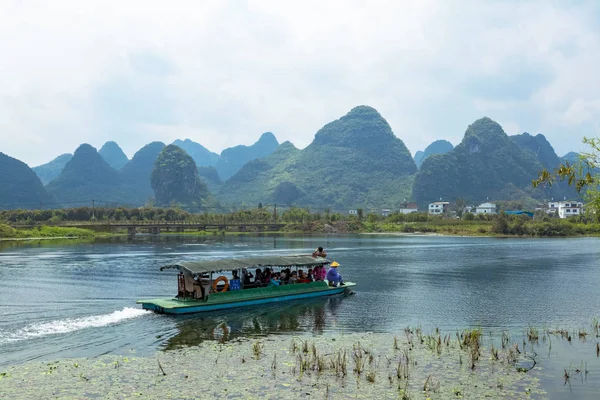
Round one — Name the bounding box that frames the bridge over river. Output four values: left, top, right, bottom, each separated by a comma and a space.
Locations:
12, 221, 286, 236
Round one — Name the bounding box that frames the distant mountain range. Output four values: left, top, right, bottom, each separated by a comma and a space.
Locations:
0, 152, 53, 209
98, 141, 129, 170
412, 118, 572, 205
414, 140, 454, 169
219, 106, 417, 208
32, 153, 73, 185
0, 107, 585, 210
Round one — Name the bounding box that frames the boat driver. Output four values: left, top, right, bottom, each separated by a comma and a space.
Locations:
326, 261, 344, 287
312, 246, 327, 258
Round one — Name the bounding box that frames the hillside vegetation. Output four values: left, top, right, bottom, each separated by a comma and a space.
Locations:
216, 132, 279, 180
219, 106, 417, 208
414, 140, 454, 168
151, 145, 213, 209
98, 141, 129, 170
0, 152, 54, 209
32, 153, 73, 185
412, 118, 559, 205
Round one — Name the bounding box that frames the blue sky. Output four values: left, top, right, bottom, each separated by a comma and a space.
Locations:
1, 0, 599, 166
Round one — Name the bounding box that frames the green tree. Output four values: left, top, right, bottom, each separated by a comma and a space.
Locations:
534, 137, 599, 215
454, 197, 467, 218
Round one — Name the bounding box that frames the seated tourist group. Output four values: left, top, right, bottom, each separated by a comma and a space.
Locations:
184, 247, 344, 299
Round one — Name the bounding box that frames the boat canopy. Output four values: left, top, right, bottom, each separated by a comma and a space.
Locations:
160, 255, 330, 275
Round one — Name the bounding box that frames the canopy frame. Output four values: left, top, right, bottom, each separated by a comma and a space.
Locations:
160, 255, 330, 276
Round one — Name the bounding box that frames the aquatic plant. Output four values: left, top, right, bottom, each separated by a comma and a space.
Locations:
527, 326, 539, 342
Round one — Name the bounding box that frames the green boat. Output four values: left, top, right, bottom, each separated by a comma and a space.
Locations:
137, 255, 355, 314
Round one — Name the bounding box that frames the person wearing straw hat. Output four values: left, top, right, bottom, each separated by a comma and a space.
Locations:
326, 261, 344, 287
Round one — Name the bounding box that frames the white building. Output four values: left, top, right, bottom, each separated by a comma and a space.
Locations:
348, 209, 358, 215
399, 202, 418, 214
381, 209, 391, 217
428, 201, 449, 214
475, 202, 497, 215
548, 201, 584, 218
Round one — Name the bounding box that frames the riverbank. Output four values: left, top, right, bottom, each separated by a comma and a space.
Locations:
0, 224, 98, 240
0, 330, 544, 399
282, 219, 600, 237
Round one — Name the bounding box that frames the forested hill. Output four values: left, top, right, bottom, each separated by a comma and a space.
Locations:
0, 152, 54, 209
151, 145, 212, 209
412, 117, 562, 205
119, 142, 166, 205
414, 140, 454, 168
510, 133, 560, 169
98, 141, 129, 170
172, 139, 220, 167
32, 153, 73, 185
216, 132, 279, 180
46, 144, 122, 204
561, 152, 579, 164
219, 106, 417, 208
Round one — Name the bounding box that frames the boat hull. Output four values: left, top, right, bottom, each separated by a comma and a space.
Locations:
137, 282, 355, 315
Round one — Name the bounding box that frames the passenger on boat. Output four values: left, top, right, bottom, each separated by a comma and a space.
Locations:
268, 275, 280, 287
280, 269, 288, 284
183, 271, 202, 299
326, 261, 344, 287
254, 269, 264, 285
313, 265, 327, 281
289, 271, 298, 284
312, 246, 327, 258
298, 270, 311, 283
263, 268, 272, 284
307, 268, 314, 281
199, 273, 210, 299
242, 269, 254, 286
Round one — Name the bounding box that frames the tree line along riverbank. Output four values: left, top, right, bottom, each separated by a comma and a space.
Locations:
1, 206, 600, 239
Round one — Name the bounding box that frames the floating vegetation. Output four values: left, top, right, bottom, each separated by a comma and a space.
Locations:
0, 331, 544, 399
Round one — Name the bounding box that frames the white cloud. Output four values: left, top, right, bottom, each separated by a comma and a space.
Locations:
0, 0, 599, 165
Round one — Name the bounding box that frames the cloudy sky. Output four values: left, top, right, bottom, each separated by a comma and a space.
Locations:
1, 0, 599, 166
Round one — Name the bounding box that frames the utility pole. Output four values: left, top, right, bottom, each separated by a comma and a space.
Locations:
91, 199, 96, 221
274, 204, 277, 222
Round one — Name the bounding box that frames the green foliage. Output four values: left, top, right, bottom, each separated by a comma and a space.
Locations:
32, 153, 73, 185
2, 205, 600, 237
534, 137, 600, 215
219, 106, 417, 209
492, 213, 509, 234
46, 144, 124, 204
413, 117, 565, 205
414, 140, 453, 168
216, 132, 279, 181
0, 224, 93, 239
98, 141, 129, 170
120, 141, 166, 204
511, 133, 560, 170
0, 152, 54, 209
0, 224, 16, 237
172, 139, 220, 167
151, 145, 212, 209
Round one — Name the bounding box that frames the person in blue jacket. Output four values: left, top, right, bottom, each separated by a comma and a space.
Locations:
326, 261, 344, 287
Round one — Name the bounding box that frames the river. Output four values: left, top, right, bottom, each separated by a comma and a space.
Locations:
1, 234, 599, 398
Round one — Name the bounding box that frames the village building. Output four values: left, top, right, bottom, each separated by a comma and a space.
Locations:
428, 201, 449, 215
551, 201, 583, 218
475, 202, 497, 215
398, 202, 418, 214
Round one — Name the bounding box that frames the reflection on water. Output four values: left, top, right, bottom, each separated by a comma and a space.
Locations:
164, 295, 351, 350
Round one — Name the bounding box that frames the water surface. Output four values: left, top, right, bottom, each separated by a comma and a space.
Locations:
1, 234, 599, 398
